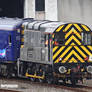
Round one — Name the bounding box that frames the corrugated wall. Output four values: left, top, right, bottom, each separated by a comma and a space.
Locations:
24, 0, 35, 18
58, 0, 92, 26
45, 0, 58, 21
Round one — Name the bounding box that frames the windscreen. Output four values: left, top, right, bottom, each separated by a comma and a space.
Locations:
54, 32, 65, 45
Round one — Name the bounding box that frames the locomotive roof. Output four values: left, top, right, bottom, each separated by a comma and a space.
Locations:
0, 18, 22, 31
23, 20, 92, 33
23, 20, 65, 33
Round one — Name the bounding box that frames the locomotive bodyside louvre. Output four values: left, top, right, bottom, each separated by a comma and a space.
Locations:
53, 23, 92, 72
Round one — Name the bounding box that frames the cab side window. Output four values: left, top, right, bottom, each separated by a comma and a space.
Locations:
41, 32, 46, 47
81, 32, 91, 45
8, 35, 12, 45
44, 34, 52, 47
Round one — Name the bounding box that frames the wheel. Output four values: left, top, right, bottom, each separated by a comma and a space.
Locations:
63, 79, 66, 85
53, 78, 58, 85
39, 78, 44, 83
46, 76, 53, 84
70, 78, 76, 86
30, 77, 35, 82
3, 69, 11, 78
70, 72, 77, 86
70, 74, 77, 86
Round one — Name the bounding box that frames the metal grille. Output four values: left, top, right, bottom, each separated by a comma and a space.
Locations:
27, 48, 34, 60
24, 30, 42, 47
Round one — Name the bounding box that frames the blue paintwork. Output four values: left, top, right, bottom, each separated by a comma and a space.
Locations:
0, 26, 22, 62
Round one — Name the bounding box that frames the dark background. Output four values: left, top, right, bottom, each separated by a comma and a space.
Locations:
35, 0, 45, 11
0, 0, 24, 18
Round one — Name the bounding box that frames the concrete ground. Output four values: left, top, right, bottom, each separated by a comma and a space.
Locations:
0, 78, 92, 92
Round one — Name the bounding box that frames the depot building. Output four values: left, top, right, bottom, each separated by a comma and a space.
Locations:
0, 0, 92, 25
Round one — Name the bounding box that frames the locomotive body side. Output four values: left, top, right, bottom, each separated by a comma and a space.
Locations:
19, 21, 64, 82
20, 21, 92, 85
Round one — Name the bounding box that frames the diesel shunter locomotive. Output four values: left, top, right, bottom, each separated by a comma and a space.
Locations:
0, 18, 92, 85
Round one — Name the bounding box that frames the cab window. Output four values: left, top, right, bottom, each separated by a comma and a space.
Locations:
81, 32, 91, 45
54, 32, 65, 45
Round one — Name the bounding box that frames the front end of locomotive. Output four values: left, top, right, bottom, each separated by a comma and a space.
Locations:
53, 23, 92, 85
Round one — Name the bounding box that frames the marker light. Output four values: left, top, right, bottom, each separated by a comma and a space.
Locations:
84, 57, 88, 61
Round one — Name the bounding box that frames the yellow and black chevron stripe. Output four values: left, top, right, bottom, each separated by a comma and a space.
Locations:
21, 25, 24, 48
53, 23, 92, 63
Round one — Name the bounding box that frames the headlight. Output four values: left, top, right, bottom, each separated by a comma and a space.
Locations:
42, 49, 45, 53
87, 65, 92, 74
59, 66, 67, 74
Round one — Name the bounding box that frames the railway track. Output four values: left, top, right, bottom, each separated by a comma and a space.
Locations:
0, 77, 92, 92
0, 89, 20, 92
33, 82, 92, 92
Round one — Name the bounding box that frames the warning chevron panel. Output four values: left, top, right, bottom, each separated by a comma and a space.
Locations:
53, 23, 92, 64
